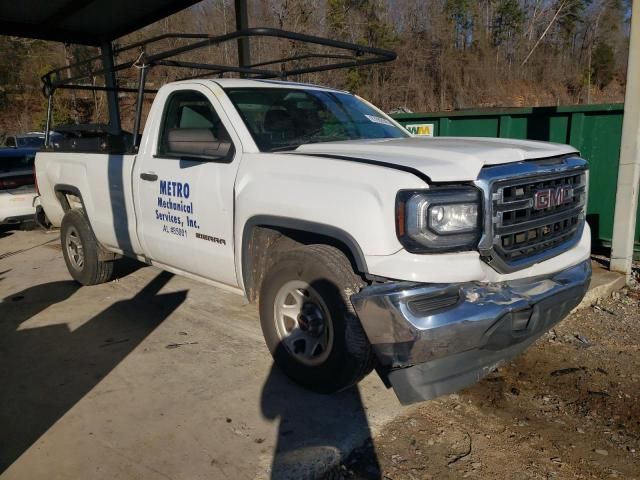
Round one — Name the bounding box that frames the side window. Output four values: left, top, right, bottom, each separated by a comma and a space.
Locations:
158, 90, 233, 160
0, 154, 35, 174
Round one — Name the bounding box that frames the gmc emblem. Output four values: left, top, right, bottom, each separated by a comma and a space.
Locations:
533, 185, 573, 210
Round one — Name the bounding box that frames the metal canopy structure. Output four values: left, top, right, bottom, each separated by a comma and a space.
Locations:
0, 0, 203, 45
42, 28, 397, 91
1, 0, 255, 82
2, 0, 396, 147
39, 27, 396, 148
1, 0, 251, 139
5, 0, 396, 151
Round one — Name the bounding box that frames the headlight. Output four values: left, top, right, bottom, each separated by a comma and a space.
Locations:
396, 187, 482, 252
428, 203, 479, 233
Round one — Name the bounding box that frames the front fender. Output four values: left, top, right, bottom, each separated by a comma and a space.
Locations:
234, 152, 426, 287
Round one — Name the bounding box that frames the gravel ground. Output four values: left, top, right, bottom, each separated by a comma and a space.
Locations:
340, 266, 640, 480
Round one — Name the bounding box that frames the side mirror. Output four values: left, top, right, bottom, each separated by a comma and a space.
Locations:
166, 128, 232, 160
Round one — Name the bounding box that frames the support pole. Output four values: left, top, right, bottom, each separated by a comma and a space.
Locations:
100, 41, 122, 135
44, 93, 53, 148
611, 0, 640, 280
132, 65, 148, 150
234, 0, 250, 77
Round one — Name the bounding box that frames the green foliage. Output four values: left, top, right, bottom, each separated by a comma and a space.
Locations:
327, 0, 396, 48
597, 0, 627, 39
557, 0, 590, 43
0, 0, 631, 132
345, 67, 361, 91
0, 37, 28, 85
361, 1, 397, 48
35, 96, 75, 131
493, 0, 524, 46
592, 41, 615, 88
444, 0, 472, 17
444, 0, 473, 48
0, 87, 7, 112
325, 0, 395, 94
326, 0, 347, 33
327, 0, 367, 33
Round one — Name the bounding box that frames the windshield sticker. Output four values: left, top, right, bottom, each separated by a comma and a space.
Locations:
364, 114, 395, 127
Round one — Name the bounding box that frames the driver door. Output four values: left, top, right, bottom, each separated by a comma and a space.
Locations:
133, 84, 241, 288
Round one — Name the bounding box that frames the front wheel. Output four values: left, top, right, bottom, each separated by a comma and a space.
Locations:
259, 244, 375, 393
60, 209, 114, 286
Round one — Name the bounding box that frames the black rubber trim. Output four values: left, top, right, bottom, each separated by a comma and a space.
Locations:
53, 184, 97, 234
54, 184, 82, 210
241, 215, 369, 293
35, 205, 49, 229
54, 184, 124, 260
288, 153, 431, 184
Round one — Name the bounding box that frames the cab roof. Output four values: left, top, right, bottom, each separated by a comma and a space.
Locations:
189, 78, 349, 94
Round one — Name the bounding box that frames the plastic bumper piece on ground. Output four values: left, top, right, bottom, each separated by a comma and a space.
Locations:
351, 259, 592, 404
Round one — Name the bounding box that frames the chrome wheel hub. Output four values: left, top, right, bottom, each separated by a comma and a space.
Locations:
273, 280, 333, 366
65, 226, 85, 271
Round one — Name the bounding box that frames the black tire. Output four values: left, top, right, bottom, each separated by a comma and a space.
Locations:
60, 209, 114, 286
259, 244, 375, 393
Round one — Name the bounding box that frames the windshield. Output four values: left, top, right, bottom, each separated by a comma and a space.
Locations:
224, 87, 408, 152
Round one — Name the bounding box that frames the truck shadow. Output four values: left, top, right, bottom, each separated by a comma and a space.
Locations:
0, 226, 14, 239
259, 279, 381, 479
260, 366, 380, 479
0, 271, 186, 473
112, 256, 146, 279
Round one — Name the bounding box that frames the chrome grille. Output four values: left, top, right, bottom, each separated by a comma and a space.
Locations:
475, 156, 588, 273
492, 170, 586, 263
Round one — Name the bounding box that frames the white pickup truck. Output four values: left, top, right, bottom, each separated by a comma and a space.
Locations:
35, 79, 591, 404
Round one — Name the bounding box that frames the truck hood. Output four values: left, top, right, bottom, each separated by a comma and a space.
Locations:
294, 137, 578, 182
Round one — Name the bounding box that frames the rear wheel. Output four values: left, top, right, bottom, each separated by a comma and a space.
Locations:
61, 209, 114, 285
259, 244, 374, 393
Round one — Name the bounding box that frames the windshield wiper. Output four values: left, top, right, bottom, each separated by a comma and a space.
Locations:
269, 144, 302, 152
267, 136, 352, 153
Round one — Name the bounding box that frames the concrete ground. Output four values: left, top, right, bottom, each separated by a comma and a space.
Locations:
0, 227, 403, 480
0, 227, 625, 480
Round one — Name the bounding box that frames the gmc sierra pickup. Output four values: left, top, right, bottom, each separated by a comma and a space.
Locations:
35, 79, 591, 404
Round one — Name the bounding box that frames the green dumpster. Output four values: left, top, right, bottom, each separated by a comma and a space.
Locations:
392, 104, 640, 258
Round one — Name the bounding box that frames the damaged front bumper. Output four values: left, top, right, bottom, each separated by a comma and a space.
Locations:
351, 259, 591, 404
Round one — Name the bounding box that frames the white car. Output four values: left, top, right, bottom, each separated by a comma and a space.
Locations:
35, 79, 591, 404
0, 147, 38, 225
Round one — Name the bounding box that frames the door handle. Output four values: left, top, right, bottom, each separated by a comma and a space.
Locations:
140, 172, 158, 182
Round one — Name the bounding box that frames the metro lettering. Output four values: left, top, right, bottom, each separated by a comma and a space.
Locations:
159, 180, 191, 199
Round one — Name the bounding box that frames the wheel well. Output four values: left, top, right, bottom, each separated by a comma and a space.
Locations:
54, 185, 83, 211
54, 185, 118, 262
242, 220, 368, 303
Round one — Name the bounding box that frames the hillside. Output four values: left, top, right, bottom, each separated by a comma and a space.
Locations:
0, 0, 630, 136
